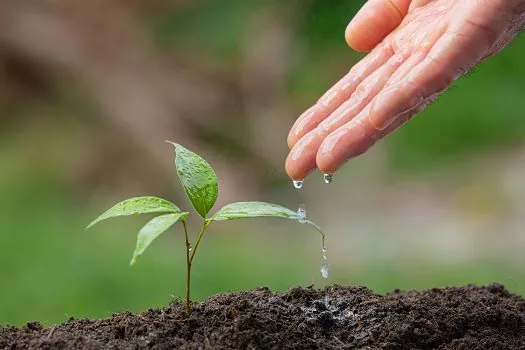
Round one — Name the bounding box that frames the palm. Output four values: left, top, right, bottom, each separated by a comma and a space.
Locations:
285, 0, 525, 180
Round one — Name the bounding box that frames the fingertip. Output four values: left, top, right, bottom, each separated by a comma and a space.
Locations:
316, 118, 374, 173
315, 141, 340, 175
315, 157, 338, 175
286, 131, 325, 180
316, 140, 367, 174
315, 129, 343, 175
345, 21, 376, 52
285, 152, 316, 181
345, 0, 408, 52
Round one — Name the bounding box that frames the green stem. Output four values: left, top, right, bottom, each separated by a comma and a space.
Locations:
189, 220, 210, 264
182, 220, 191, 317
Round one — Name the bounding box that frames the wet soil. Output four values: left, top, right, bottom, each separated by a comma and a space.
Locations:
1, 284, 524, 349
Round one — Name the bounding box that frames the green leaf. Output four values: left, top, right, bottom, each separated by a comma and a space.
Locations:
130, 212, 188, 265
210, 201, 323, 233
168, 142, 218, 218
86, 196, 180, 230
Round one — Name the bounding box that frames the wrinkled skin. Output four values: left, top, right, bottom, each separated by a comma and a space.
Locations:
286, 0, 525, 180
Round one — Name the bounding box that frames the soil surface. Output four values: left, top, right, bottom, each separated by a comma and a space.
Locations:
1, 284, 524, 349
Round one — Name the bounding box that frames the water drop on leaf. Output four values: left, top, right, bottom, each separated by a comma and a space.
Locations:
296, 204, 307, 224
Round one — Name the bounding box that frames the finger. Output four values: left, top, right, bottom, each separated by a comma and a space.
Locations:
346, 0, 412, 52
285, 52, 406, 180
409, 0, 435, 12
316, 97, 432, 173
287, 43, 394, 149
369, 25, 493, 131
384, 24, 446, 87
313, 47, 438, 174
318, 52, 406, 133
316, 23, 493, 172
285, 130, 320, 180
316, 105, 380, 174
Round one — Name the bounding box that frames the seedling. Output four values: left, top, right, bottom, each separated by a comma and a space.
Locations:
87, 142, 324, 316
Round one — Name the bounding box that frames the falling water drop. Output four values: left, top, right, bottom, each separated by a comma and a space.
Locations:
323, 173, 333, 184
320, 263, 329, 279
296, 203, 307, 224
320, 243, 329, 279
292, 180, 304, 189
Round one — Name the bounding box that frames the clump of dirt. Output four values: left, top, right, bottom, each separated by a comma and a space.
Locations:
1, 284, 524, 349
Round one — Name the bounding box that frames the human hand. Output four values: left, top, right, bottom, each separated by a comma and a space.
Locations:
286, 0, 525, 181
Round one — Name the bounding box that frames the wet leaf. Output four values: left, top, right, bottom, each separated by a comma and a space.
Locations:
210, 201, 323, 233
130, 212, 188, 265
86, 197, 180, 230
168, 142, 218, 218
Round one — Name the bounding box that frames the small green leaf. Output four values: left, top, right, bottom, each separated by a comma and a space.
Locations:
210, 201, 323, 233
168, 142, 218, 218
86, 197, 180, 230
211, 201, 301, 220
130, 212, 187, 265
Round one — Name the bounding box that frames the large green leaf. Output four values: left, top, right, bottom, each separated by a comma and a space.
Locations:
130, 212, 188, 265
210, 201, 323, 233
86, 196, 180, 230
168, 142, 218, 218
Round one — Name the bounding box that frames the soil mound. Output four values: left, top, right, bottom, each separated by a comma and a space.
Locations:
1, 284, 524, 349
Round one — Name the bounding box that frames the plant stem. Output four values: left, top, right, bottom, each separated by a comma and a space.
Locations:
189, 220, 210, 264
182, 220, 191, 317
181, 220, 210, 317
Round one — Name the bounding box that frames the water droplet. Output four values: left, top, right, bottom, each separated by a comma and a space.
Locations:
323, 173, 333, 184
320, 264, 329, 279
188, 243, 193, 252
296, 204, 307, 223
320, 243, 328, 278
292, 180, 304, 189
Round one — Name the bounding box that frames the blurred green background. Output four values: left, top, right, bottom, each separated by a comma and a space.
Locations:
1, 0, 525, 326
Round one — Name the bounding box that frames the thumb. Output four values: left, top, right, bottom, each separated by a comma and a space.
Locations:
346, 0, 412, 52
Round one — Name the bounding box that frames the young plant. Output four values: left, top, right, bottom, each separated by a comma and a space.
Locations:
87, 142, 325, 316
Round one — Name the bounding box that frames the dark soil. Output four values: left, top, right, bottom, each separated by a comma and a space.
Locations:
1, 284, 524, 349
